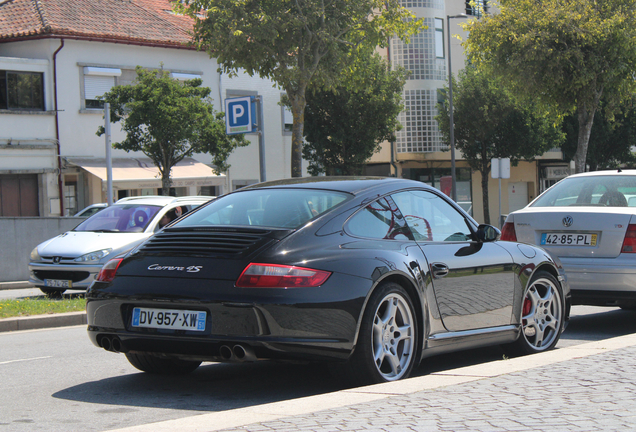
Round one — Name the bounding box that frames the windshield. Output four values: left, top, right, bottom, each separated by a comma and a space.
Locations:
531, 175, 636, 207
175, 189, 350, 229
74, 204, 161, 232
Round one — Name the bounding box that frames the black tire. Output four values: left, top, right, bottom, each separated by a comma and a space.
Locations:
510, 270, 564, 356
39, 287, 65, 298
125, 352, 201, 375
345, 282, 418, 385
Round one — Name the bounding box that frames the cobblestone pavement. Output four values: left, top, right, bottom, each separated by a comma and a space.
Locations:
220, 345, 636, 432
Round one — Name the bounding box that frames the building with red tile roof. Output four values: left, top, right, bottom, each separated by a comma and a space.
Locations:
0, 0, 296, 222
0, 0, 194, 48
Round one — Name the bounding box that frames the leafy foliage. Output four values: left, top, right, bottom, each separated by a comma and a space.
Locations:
97, 67, 248, 194
562, 98, 636, 171
436, 67, 563, 224
177, 0, 424, 177
302, 53, 407, 176
465, 0, 636, 173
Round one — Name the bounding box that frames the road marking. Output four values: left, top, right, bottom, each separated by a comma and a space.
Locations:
0, 356, 52, 365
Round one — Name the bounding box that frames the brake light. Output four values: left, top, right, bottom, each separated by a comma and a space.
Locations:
96, 258, 123, 282
236, 263, 332, 288
621, 224, 636, 253
500, 222, 517, 241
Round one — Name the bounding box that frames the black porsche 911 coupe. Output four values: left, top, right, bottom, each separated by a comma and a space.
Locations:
87, 177, 570, 384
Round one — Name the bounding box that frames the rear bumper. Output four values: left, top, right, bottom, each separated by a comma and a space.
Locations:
560, 257, 636, 305
86, 273, 370, 362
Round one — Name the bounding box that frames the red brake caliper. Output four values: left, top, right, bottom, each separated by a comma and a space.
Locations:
522, 296, 532, 317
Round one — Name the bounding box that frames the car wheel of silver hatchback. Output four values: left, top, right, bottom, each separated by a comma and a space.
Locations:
514, 270, 564, 354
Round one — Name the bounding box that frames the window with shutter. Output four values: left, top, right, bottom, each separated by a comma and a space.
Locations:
82, 67, 121, 109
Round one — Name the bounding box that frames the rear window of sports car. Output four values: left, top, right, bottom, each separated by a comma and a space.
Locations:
175, 189, 351, 229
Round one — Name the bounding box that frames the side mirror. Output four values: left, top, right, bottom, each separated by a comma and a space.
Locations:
476, 224, 501, 242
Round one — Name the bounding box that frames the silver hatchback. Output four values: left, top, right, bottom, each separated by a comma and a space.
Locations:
29, 195, 212, 296
501, 170, 636, 308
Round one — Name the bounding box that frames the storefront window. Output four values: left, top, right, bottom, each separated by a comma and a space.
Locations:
402, 167, 473, 215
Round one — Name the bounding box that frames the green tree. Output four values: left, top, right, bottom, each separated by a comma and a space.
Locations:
178, 0, 423, 177
562, 98, 636, 171
97, 66, 248, 195
465, 0, 636, 173
301, 53, 407, 176
436, 67, 562, 224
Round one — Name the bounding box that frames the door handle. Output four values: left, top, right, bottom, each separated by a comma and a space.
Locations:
430, 262, 449, 279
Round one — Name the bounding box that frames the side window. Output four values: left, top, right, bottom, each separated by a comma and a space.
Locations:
347, 196, 412, 240
281, 93, 293, 134
0, 70, 44, 110
83, 67, 122, 109
392, 190, 473, 242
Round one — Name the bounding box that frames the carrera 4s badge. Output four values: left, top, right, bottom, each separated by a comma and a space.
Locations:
148, 264, 202, 273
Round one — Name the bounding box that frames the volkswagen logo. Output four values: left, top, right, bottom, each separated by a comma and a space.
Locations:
562, 216, 573, 227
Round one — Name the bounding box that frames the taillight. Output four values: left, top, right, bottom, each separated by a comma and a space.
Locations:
96, 258, 123, 282
236, 263, 332, 288
500, 222, 517, 241
621, 224, 636, 253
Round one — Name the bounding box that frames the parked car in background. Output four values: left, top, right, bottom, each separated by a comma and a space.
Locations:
73, 203, 108, 218
86, 177, 569, 385
29, 195, 214, 297
502, 169, 636, 308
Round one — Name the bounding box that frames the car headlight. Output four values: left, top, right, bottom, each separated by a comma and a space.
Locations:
74, 248, 112, 263
30, 247, 41, 261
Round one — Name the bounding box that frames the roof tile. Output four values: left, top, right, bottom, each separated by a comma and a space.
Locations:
0, 0, 195, 47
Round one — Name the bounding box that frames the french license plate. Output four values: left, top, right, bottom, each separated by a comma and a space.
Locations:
541, 232, 598, 246
131, 307, 206, 331
44, 279, 72, 288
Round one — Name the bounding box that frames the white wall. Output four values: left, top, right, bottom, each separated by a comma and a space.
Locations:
222, 71, 300, 185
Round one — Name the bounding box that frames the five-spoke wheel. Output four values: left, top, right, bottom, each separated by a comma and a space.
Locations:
347, 282, 418, 384
514, 270, 564, 354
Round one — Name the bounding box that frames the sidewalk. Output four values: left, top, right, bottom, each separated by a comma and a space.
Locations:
109, 333, 636, 432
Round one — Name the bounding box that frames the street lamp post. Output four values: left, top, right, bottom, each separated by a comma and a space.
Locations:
447, 13, 467, 203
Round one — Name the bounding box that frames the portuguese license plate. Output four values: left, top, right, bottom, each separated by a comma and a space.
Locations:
44, 279, 72, 288
131, 307, 206, 331
541, 232, 598, 246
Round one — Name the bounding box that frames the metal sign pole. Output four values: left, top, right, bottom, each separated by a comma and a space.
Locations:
257, 96, 266, 182
104, 102, 113, 205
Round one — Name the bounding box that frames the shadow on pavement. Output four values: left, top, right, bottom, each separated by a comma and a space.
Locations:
52, 361, 349, 412
561, 306, 636, 342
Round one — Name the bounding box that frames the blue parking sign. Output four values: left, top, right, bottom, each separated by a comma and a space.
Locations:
225, 96, 254, 134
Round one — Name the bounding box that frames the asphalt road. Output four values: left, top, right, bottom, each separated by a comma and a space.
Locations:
1, 305, 634, 432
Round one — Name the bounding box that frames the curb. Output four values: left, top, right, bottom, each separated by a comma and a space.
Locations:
0, 281, 32, 291
0, 311, 87, 332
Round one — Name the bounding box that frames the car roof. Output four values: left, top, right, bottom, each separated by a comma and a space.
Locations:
240, 176, 428, 195
566, 169, 636, 178
113, 196, 214, 206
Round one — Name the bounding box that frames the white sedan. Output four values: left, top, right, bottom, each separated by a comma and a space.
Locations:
501, 169, 636, 309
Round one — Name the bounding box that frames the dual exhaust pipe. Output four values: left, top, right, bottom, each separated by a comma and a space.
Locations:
98, 335, 127, 353
98, 335, 255, 362
219, 344, 256, 362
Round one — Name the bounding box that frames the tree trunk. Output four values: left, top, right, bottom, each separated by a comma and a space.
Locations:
574, 95, 601, 174
289, 93, 306, 178
481, 167, 490, 225
161, 174, 172, 196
